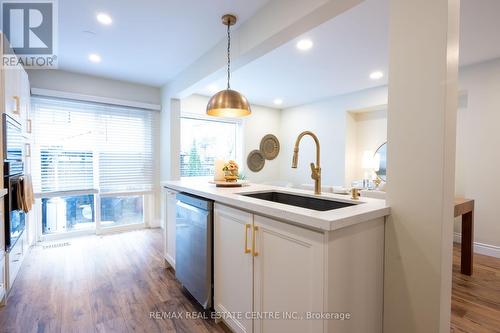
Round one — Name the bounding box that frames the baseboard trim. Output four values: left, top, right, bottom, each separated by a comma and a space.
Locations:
454, 232, 500, 258
215, 304, 246, 333
165, 254, 175, 269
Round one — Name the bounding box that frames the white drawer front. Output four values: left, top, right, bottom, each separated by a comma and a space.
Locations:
8, 235, 25, 290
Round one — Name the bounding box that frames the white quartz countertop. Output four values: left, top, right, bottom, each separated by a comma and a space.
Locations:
0, 188, 7, 198
162, 180, 390, 232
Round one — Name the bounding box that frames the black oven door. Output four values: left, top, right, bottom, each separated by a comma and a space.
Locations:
5, 174, 26, 250
8, 209, 25, 250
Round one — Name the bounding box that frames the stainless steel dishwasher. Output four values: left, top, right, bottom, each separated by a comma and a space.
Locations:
175, 192, 213, 309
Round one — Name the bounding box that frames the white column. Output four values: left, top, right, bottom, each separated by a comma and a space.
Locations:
160, 88, 181, 181
169, 98, 181, 180
159, 92, 181, 231
384, 1, 460, 332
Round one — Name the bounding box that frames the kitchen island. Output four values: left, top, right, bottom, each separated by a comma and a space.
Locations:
163, 180, 390, 333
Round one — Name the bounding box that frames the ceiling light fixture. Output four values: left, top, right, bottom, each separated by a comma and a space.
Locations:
369, 71, 384, 80
273, 98, 283, 106
89, 53, 101, 63
296, 39, 313, 51
207, 14, 251, 117
97, 13, 113, 25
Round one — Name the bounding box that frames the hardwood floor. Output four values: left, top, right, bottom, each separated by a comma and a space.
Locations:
0, 229, 229, 333
1, 230, 498, 332
451, 244, 500, 333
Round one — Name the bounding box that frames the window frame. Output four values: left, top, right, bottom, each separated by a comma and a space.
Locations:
180, 112, 244, 179
31, 96, 158, 240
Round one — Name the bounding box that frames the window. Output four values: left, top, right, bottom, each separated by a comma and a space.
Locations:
100, 195, 144, 227
41, 194, 95, 234
31, 96, 155, 234
180, 116, 241, 177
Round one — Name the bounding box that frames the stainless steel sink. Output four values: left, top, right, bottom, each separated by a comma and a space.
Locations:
241, 191, 356, 211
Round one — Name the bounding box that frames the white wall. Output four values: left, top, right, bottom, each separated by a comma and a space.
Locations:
279, 86, 388, 187
27, 69, 161, 105
241, 102, 282, 183
180, 94, 282, 183
456, 58, 500, 249
346, 109, 387, 184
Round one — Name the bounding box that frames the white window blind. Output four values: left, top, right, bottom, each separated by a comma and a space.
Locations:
31, 96, 154, 194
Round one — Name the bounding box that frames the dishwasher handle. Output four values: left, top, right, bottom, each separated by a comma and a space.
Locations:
176, 192, 213, 211
176, 200, 208, 214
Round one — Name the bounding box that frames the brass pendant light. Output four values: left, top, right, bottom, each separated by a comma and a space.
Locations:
206, 14, 251, 117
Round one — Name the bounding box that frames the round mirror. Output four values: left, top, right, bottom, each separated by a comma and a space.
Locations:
374, 142, 387, 182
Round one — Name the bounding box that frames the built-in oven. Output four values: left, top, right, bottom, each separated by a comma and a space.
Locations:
3, 114, 24, 162
3, 114, 25, 251
4, 161, 25, 250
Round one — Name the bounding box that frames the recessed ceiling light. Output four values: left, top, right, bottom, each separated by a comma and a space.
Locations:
273, 98, 283, 106
89, 53, 101, 63
369, 71, 384, 80
296, 39, 313, 51
96, 13, 112, 25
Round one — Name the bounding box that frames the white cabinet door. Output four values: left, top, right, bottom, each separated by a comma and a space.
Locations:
165, 189, 177, 268
7, 230, 26, 290
3, 65, 21, 118
0, 254, 5, 304
214, 204, 253, 333
19, 69, 31, 135
3, 64, 30, 127
253, 215, 325, 333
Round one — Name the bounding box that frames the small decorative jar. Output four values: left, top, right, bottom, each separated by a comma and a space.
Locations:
224, 170, 238, 182
223, 160, 239, 182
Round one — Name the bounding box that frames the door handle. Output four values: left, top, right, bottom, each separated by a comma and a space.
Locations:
252, 225, 259, 257
244, 224, 251, 254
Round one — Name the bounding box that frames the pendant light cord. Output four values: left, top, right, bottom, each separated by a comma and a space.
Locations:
227, 22, 231, 90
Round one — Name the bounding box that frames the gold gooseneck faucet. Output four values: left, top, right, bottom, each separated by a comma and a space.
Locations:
291, 131, 321, 195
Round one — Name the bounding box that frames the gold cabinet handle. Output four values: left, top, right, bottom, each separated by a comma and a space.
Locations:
244, 224, 251, 254
13, 96, 20, 114
26, 119, 32, 134
25, 143, 31, 157
252, 225, 259, 257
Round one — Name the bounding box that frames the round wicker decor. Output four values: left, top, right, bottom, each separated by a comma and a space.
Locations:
247, 150, 265, 172
259, 134, 280, 160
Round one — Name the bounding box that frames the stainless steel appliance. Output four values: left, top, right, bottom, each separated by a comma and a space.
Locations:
3, 114, 25, 251
175, 192, 213, 309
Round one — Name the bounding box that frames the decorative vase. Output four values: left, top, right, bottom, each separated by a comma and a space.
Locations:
224, 170, 238, 182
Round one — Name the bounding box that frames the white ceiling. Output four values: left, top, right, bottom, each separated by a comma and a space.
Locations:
57, 0, 270, 86
196, 0, 500, 109
56, 0, 500, 103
